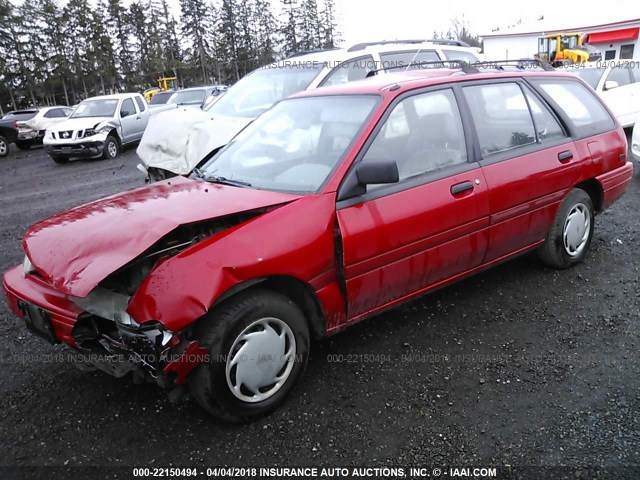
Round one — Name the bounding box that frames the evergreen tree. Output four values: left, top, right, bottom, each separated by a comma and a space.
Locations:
180, 0, 215, 84
280, 0, 300, 56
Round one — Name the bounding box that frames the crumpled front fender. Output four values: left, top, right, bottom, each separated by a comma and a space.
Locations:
126, 193, 340, 332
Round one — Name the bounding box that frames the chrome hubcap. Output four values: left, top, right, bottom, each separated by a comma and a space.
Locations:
226, 317, 296, 403
0, 140, 6, 155
563, 203, 591, 257
108, 142, 117, 158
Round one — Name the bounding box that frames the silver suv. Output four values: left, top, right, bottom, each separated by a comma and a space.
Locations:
136, 39, 481, 181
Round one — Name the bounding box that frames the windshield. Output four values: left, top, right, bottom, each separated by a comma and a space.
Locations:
150, 91, 174, 105
168, 89, 205, 106
206, 64, 324, 119
200, 95, 379, 193
569, 67, 605, 89
71, 99, 118, 118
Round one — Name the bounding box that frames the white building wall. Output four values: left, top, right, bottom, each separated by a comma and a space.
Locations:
482, 21, 640, 61
483, 36, 540, 61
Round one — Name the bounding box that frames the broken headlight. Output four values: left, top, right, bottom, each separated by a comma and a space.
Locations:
23, 255, 35, 276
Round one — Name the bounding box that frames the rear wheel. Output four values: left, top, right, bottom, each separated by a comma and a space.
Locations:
51, 155, 69, 164
190, 289, 310, 423
102, 135, 119, 160
538, 188, 594, 268
0, 135, 8, 157
15, 140, 33, 150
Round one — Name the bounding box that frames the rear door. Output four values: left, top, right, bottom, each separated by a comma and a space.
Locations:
336, 87, 490, 319
462, 80, 581, 262
133, 95, 150, 137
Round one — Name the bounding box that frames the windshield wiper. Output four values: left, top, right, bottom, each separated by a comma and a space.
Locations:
192, 167, 205, 179
205, 175, 252, 187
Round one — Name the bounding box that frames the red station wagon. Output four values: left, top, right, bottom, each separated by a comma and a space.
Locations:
3, 63, 633, 422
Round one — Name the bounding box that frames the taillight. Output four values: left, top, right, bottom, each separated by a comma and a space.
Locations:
12, 120, 17, 128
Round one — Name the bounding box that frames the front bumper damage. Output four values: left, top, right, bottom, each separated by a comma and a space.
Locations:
2, 265, 207, 388
43, 131, 109, 158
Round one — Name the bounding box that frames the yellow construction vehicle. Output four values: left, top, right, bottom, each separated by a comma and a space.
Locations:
535, 33, 602, 67
143, 76, 178, 102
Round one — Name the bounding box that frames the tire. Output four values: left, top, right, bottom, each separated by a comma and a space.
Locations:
51, 155, 69, 164
538, 188, 594, 269
0, 135, 8, 157
102, 135, 119, 160
190, 289, 310, 423
15, 140, 33, 150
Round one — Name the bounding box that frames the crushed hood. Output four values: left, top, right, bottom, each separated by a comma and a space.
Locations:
136, 108, 252, 175
49, 116, 113, 132
23, 176, 300, 297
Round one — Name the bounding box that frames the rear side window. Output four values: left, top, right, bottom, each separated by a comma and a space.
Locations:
463, 83, 536, 156
380, 50, 441, 70
442, 49, 479, 63
532, 79, 615, 135
322, 55, 375, 87
135, 96, 146, 112
605, 67, 632, 87
44, 109, 61, 118
523, 88, 566, 142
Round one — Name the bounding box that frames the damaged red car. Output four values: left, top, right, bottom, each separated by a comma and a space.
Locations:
3, 65, 633, 422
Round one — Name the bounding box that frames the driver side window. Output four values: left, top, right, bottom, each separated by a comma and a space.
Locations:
362, 88, 468, 184
120, 98, 135, 118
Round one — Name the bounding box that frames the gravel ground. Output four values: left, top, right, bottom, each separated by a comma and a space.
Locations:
0, 141, 638, 477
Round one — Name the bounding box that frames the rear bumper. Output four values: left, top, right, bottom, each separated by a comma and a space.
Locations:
17, 129, 44, 141
3, 265, 81, 346
45, 141, 104, 158
596, 161, 634, 210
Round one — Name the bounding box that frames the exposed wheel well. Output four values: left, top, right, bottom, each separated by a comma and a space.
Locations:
107, 129, 120, 144
575, 179, 603, 213
212, 276, 327, 340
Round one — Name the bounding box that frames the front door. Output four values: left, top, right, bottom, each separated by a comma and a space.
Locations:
336, 87, 490, 319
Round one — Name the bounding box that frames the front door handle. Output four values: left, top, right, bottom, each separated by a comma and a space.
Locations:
558, 151, 573, 162
450, 181, 474, 196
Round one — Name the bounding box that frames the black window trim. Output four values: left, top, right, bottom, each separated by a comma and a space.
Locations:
456, 77, 573, 167
525, 77, 617, 140
336, 84, 477, 209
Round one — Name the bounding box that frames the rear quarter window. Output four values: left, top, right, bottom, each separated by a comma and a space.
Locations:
531, 79, 616, 137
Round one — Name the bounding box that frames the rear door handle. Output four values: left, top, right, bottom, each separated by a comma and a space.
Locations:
558, 151, 573, 162
450, 181, 474, 196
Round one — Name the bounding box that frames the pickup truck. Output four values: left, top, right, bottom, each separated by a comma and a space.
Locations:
0, 116, 18, 157
43, 93, 151, 164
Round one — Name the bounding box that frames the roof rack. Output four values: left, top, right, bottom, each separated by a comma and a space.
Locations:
348, 39, 474, 52
425, 39, 472, 47
472, 59, 555, 71
365, 60, 480, 77
285, 47, 340, 58
348, 39, 430, 52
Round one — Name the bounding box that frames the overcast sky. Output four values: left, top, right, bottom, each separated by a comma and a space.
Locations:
154, 0, 640, 42
69, 0, 640, 43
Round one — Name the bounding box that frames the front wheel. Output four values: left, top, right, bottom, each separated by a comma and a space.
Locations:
102, 135, 119, 160
538, 188, 594, 268
190, 289, 310, 423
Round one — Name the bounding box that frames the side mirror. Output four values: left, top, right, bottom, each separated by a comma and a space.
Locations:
604, 80, 619, 91
120, 109, 130, 118
337, 160, 400, 202
356, 160, 399, 185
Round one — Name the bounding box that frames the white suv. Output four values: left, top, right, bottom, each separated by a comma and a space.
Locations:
137, 40, 481, 181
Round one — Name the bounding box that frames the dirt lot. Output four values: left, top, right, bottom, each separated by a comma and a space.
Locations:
0, 143, 639, 476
